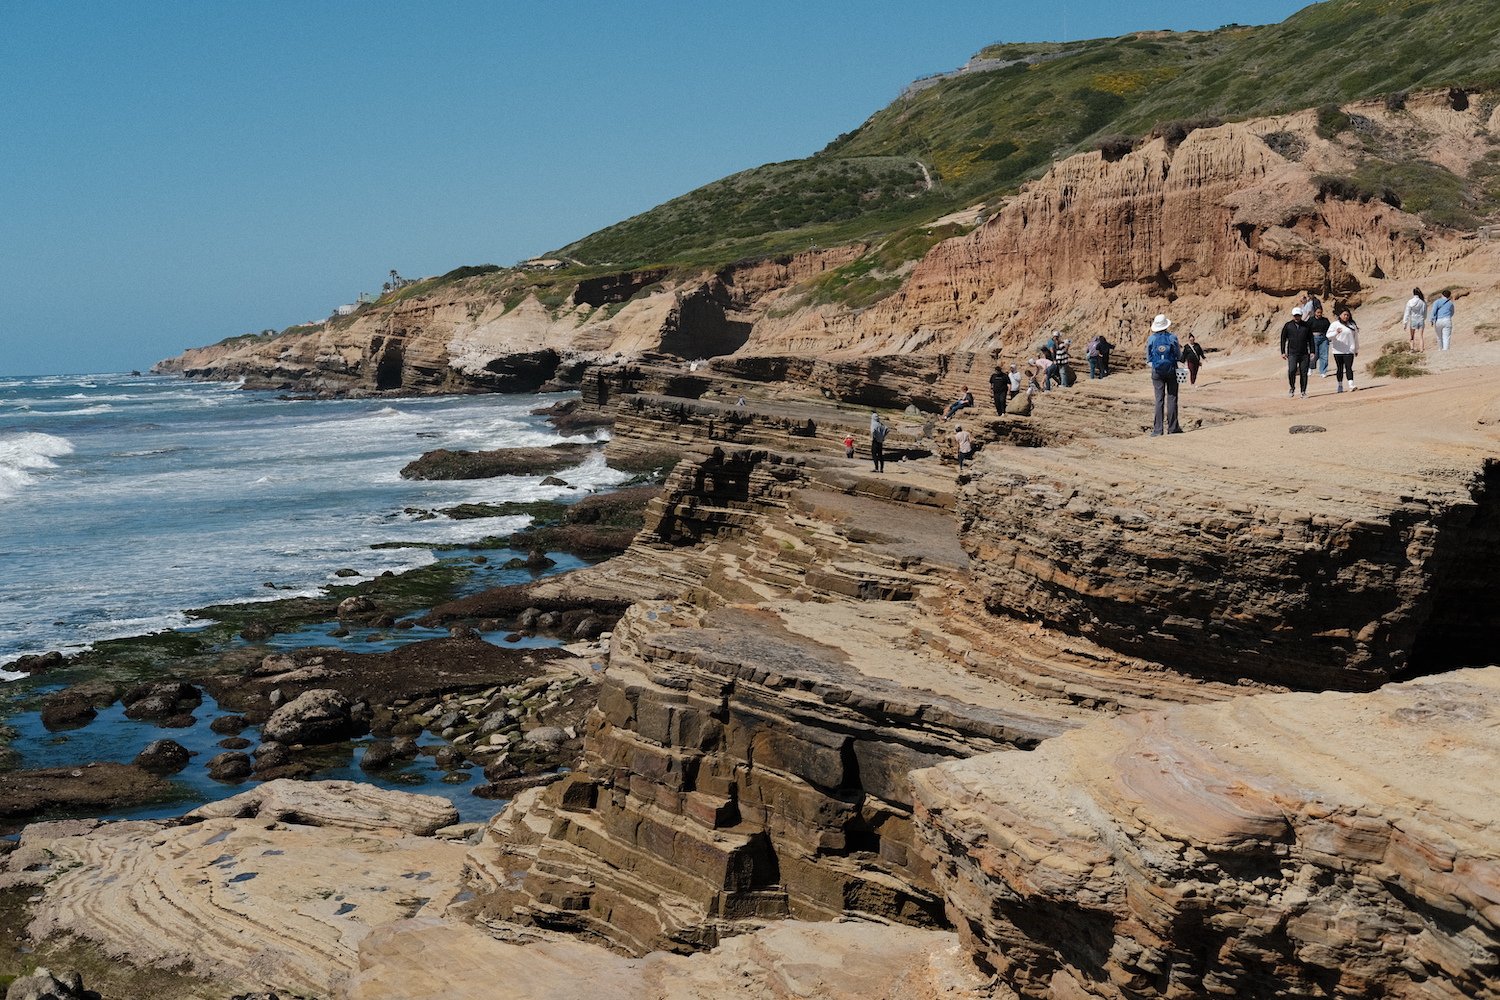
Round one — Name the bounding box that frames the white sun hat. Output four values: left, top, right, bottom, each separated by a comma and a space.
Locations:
1150, 314, 1172, 332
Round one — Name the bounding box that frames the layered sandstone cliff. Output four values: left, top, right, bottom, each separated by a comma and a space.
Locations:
157, 93, 1491, 394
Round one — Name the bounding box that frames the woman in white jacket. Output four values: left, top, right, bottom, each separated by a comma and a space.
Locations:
1401, 288, 1426, 352
1328, 307, 1360, 393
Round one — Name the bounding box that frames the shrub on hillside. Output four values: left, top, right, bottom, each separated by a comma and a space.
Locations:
1383, 90, 1408, 112
1368, 342, 1427, 379
1314, 103, 1351, 139
1094, 134, 1137, 161
1151, 116, 1222, 150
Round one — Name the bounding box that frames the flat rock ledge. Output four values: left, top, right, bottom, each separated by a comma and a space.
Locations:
183, 777, 459, 835
911, 666, 1500, 999
0, 784, 469, 996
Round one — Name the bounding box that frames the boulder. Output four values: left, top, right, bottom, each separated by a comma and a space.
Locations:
133, 739, 191, 774
262, 689, 357, 745
5, 967, 97, 1000
522, 726, 567, 749
121, 681, 201, 721
39, 695, 96, 732
360, 740, 396, 772
338, 594, 377, 618
207, 751, 252, 782
210, 714, 248, 735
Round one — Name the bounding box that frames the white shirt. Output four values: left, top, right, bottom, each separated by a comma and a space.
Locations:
954, 429, 972, 454
1326, 320, 1359, 355
1403, 296, 1427, 328
1007, 370, 1022, 392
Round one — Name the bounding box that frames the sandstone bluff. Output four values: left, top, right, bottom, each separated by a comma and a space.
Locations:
22, 87, 1496, 999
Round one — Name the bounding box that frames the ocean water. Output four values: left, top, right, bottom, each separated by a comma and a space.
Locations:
0, 372, 627, 676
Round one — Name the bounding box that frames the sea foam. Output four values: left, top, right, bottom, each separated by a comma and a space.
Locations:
0, 431, 74, 499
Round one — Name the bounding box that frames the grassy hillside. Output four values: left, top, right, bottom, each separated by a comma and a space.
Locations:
558, 0, 1500, 271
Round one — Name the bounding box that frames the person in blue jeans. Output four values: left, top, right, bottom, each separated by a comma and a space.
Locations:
1308, 305, 1332, 377
1430, 289, 1455, 351
1145, 314, 1183, 435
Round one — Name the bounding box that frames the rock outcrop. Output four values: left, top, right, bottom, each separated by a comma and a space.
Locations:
911, 667, 1500, 999
156, 97, 1484, 396
183, 779, 459, 835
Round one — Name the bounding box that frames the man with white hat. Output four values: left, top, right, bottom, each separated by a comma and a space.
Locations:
1280, 305, 1316, 398
1145, 314, 1183, 436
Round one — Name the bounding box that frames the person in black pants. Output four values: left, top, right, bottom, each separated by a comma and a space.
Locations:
989, 367, 1008, 415
870, 414, 888, 472
1280, 306, 1315, 397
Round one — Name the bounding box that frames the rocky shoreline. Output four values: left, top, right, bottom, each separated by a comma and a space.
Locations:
10, 313, 1500, 996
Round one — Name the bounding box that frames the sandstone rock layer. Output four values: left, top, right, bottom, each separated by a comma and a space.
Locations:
911, 667, 1500, 999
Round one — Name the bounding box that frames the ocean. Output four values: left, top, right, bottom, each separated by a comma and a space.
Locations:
0, 372, 626, 676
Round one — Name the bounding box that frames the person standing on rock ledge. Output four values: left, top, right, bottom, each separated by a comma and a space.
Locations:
870, 413, 888, 473
1146, 314, 1183, 436
989, 366, 1008, 416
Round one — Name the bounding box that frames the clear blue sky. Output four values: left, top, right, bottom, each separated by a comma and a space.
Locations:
1, 1, 1308, 376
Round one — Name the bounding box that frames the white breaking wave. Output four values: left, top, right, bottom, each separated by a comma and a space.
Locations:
0, 431, 74, 499
29, 404, 114, 416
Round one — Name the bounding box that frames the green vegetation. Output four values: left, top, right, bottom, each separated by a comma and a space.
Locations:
1368, 341, 1429, 379
556, 0, 1500, 270
1317, 158, 1478, 229
806, 223, 965, 309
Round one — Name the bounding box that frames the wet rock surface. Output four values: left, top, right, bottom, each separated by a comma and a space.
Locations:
0, 764, 172, 829
400, 442, 599, 480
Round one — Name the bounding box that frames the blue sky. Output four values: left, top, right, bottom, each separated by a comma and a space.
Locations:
2, 1, 1307, 376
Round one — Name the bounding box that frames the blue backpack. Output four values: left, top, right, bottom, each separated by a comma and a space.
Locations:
1146, 332, 1180, 378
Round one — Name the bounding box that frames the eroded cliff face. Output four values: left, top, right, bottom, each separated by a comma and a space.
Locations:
749, 96, 1488, 357
158, 94, 1488, 394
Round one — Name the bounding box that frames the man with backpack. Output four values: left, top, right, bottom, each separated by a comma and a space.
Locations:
870, 412, 888, 473
1146, 314, 1183, 436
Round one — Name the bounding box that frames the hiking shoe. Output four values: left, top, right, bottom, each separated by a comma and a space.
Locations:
1287, 390, 1295, 398
1301, 391, 1307, 398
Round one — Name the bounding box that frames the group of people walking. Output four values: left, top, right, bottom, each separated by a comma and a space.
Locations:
1402, 287, 1457, 352
854, 283, 1460, 465
1280, 292, 1362, 397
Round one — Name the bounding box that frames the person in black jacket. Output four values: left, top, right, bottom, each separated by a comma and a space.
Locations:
988, 366, 1008, 415
1181, 333, 1206, 385
1280, 306, 1316, 397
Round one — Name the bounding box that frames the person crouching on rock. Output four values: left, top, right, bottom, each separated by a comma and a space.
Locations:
989, 366, 1008, 416
870, 413, 888, 473
1146, 314, 1183, 436
942, 386, 974, 421
954, 425, 973, 472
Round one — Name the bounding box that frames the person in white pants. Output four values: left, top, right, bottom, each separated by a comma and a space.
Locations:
1430, 289, 1455, 351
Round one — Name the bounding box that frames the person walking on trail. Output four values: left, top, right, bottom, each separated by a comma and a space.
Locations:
1181, 333, 1206, 385
1281, 306, 1316, 398
1327, 306, 1360, 393
954, 425, 973, 472
1146, 314, 1183, 436
1297, 289, 1323, 324
1308, 305, 1332, 377
870, 413, 888, 473
1403, 288, 1427, 352
842, 432, 856, 459
1007, 364, 1023, 397
1431, 289, 1455, 351
988, 366, 1008, 415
